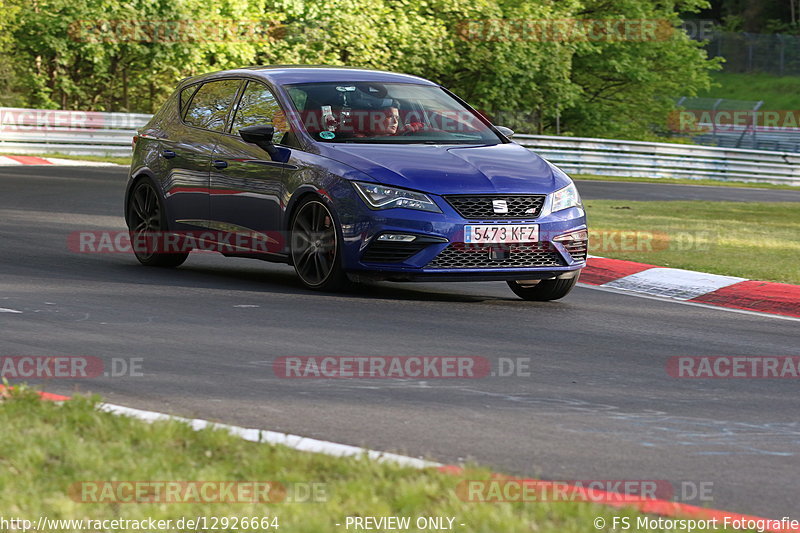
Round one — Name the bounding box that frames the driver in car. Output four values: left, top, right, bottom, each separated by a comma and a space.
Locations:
353, 101, 426, 137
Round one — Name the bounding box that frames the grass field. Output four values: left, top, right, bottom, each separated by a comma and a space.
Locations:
697, 72, 800, 110
0, 388, 724, 533
584, 200, 800, 284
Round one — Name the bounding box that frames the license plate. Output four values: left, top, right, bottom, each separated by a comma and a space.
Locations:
464, 224, 538, 244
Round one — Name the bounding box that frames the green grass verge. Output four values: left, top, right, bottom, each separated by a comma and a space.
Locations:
0, 388, 722, 533
0, 153, 131, 165
574, 174, 800, 190
584, 200, 800, 284
697, 72, 800, 110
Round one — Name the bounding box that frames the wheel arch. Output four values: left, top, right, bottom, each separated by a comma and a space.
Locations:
124, 168, 167, 229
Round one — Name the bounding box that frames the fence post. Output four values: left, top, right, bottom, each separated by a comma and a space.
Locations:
712, 98, 722, 145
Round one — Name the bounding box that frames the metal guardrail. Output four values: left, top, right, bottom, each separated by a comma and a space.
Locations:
691, 123, 800, 153
1, 107, 798, 185
514, 134, 800, 185
0, 107, 150, 157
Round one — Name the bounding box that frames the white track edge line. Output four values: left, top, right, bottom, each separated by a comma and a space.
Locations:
98, 403, 442, 469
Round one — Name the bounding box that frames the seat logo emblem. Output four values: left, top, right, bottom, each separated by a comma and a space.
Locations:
492, 200, 509, 214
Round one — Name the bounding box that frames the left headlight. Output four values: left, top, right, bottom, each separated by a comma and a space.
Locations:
352, 182, 442, 213
550, 182, 582, 213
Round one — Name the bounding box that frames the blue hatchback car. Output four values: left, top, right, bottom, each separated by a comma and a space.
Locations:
126, 66, 587, 300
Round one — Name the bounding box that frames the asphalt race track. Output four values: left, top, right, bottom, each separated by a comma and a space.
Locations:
575, 179, 800, 202
2, 166, 799, 519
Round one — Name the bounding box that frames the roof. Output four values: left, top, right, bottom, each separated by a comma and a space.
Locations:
182, 65, 438, 87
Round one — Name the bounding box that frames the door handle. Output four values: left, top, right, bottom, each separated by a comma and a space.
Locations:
161, 150, 176, 159
212, 160, 228, 169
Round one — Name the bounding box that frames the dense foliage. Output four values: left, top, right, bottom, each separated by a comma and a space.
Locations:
0, 0, 720, 138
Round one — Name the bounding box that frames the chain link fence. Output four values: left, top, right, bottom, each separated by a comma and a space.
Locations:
703, 31, 800, 76
674, 97, 800, 152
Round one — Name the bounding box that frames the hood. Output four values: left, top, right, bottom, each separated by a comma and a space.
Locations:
319, 142, 563, 195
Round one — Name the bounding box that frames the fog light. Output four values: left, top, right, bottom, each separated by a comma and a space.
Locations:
377, 233, 417, 242
554, 229, 588, 243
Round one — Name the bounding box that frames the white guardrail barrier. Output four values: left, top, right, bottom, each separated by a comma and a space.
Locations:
513, 134, 800, 185
1, 107, 798, 184
0, 107, 151, 158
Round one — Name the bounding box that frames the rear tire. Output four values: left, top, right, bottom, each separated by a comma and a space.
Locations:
290, 197, 350, 291
126, 179, 189, 268
507, 273, 580, 301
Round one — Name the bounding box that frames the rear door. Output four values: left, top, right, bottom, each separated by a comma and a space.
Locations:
160, 78, 243, 230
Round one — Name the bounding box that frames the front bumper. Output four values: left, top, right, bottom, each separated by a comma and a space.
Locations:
335, 189, 587, 282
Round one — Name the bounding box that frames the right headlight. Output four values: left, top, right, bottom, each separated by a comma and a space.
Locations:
352, 182, 441, 213
550, 182, 582, 213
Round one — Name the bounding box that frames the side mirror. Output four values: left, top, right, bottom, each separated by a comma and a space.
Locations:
495, 126, 514, 138
239, 125, 279, 159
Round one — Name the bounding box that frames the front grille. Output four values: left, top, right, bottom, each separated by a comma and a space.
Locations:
563, 239, 588, 262
362, 241, 429, 263
445, 195, 545, 219
426, 243, 565, 269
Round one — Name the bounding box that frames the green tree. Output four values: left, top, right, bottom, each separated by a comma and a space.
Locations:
561, 0, 721, 138
0, 0, 721, 141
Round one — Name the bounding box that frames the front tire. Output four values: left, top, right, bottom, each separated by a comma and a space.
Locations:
126, 179, 189, 268
507, 273, 580, 301
290, 198, 350, 291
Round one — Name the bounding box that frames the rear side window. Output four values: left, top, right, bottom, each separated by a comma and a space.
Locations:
184, 79, 242, 132
230, 81, 287, 143
179, 84, 199, 120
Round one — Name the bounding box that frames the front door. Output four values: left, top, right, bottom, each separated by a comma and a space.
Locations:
209, 80, 292, 253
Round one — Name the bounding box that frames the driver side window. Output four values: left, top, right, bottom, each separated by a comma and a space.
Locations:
230, 81, 287, 144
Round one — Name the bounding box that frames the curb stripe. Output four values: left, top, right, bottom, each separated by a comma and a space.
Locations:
580, 257, 654, 285
0, 156, 119, 166
5, 155, 53, 165
690, 281, 800, 318
8, 387, 796, 532
583, 257, 799, 318
604, 268, 746, 301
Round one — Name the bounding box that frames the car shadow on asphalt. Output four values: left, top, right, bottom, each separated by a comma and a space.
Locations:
112, 260, 499, 304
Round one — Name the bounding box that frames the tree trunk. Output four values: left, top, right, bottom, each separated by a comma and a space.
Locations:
122, 68, 129, 112
537, 104, 543, 135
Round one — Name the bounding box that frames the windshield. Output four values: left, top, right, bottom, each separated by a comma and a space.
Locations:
284, 82, 503, 144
